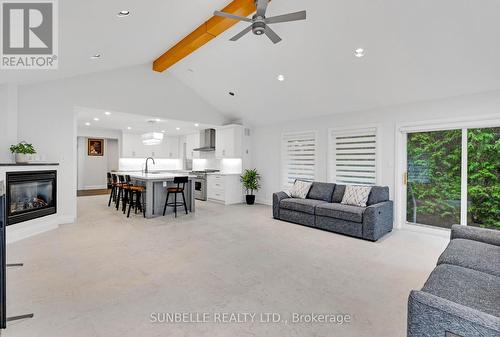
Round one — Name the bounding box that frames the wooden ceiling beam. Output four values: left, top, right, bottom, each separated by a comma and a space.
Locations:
153, 0, 257, 73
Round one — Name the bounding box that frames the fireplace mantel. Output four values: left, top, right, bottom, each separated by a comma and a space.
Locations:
0, 163, 59, 166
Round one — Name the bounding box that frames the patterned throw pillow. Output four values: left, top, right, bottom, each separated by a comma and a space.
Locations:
290, 180, 313, 199
341, 185, 372, 207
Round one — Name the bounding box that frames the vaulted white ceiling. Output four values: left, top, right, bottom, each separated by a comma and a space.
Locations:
2, 0, 499, 125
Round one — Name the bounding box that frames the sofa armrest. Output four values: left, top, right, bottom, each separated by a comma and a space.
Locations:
362, 200, 393, 241
273, 192, 290, 219
451, 224, 500, 246
408, 290, 500, 337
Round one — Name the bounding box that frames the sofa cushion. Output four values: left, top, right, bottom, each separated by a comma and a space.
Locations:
341, 185, 372, 207
307, 182, 335, 202
315, 203, 365, 223
290, 180, 313, 199
332, 184, 346, 203
437, 239, 500, 277
280, 198, 327, 215
367, 186, 390, 206
422, 264, 500, 318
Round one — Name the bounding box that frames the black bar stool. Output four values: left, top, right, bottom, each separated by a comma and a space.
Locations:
127, 185, 146, 218
121, 175, 134, 214
163, 176, 189, 218
115, 175, 127, 211
108, 173, 119, 207
106, 172, 113, 189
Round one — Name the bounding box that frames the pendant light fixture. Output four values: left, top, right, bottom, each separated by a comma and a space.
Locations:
142, 120, 164, 145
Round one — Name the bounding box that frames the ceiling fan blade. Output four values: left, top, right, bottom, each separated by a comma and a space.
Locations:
214, 11, 252, 22
264, 25, 282, 44
230, 25, 253, 41
256, 0, 269, 17
265, 10, 307, 24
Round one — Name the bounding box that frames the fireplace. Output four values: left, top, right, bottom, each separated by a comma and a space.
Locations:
6, 171, 57, 225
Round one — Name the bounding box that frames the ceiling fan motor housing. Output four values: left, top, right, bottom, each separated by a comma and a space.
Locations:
252, 16, 266, 35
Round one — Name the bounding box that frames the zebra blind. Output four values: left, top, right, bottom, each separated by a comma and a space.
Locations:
282, 131, 317, 188
330, 128, 377, 185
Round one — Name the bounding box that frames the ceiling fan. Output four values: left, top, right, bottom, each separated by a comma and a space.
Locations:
214, 0, 306, 44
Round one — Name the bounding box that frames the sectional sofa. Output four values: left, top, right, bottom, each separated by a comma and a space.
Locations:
408, 225, 500, 337
273, 182, 393, 241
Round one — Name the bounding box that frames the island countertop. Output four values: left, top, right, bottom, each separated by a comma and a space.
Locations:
114, 171, 196, 181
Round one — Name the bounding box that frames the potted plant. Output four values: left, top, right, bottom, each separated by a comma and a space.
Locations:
240, 169, 261, 205
10, 142, 36, 164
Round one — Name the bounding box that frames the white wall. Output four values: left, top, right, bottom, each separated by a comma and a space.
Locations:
0, 84, 18, 162
15, 64, 227, 223
252, 91, 500, 209
77, 137, 119, 190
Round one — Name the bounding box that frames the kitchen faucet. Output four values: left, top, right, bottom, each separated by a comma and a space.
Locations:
145, 157, 155, 173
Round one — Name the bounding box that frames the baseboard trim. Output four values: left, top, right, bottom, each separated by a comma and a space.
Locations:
80, 185, 107, 190
6, 214, 75, 244
256, 198, 272, 206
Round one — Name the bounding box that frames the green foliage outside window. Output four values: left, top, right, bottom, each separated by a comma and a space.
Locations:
407, 128, 499, 229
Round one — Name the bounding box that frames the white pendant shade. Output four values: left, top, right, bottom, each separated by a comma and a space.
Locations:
141, 132, 163, 145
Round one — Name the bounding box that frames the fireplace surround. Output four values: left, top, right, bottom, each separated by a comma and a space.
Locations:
6, 171, 57, 225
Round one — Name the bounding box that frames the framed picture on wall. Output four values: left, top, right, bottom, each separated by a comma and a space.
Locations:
88, 139, 104, 156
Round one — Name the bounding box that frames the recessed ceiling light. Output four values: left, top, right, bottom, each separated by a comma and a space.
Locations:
355, 48, 365, 58
93, 117, 99, 121
229, 91, 235, 96
194, 123, 199, 127
85, 122, 91, 126
161, 130, 166, 133
176, 127, 180, 131
155, 118, 161, 122
277, 74, 285, 82
91, 54, 101, 59
104, 111, 111, 115
127, 126, 132, 130
117, 10, 130, 17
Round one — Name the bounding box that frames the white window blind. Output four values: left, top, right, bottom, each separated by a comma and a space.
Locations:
282, 131, 317, 188
330, 128, 377, 185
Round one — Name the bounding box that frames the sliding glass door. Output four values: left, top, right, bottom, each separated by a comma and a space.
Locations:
405, 126, 499, 230
467, 127, 499, 228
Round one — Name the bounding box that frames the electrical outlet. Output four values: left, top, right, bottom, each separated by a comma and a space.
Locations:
163, 182, 167, 187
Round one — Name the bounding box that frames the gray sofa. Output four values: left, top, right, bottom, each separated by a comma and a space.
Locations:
273, 182, 393, 241
408, 225, 500, 337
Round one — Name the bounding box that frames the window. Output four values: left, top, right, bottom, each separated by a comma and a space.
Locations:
281, 131, 317, 188
329, 128, 377, 185
405, 126, 499, 229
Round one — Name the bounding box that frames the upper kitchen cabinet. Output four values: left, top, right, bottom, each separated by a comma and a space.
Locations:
215, 125, 243, 159
164, 136, 179, 158
185, 132, 200, 159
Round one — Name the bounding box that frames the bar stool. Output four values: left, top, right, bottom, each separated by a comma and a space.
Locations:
108, 173, 119, 207
115, 175, 129, 211
163, 176, 189, 218
106, 172, 113, 190
121, 175, 133, 214
127, 185, 146, 218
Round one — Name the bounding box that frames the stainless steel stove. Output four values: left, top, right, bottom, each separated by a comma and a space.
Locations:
191, 170, 219, 201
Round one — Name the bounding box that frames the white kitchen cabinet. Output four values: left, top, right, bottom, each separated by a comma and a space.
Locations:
185, 132, 200, 159
207, 174, 243, 205
215, 125, 243, 159
164, 136, 179, 158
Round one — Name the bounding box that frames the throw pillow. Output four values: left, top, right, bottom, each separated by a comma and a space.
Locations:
341, 185, 372, 207
290, 180, 312, 199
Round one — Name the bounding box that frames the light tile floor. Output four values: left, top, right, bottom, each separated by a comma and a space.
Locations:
4, 195, 448, 337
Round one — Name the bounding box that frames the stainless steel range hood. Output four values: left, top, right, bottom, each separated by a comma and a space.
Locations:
193, 128, 216, 152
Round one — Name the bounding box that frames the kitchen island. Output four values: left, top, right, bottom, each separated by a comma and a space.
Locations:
124, 172, 196, 218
